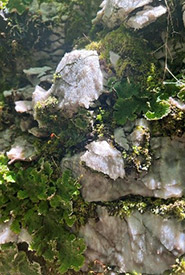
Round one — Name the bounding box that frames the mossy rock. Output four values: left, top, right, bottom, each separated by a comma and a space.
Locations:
87, 25, 155, 82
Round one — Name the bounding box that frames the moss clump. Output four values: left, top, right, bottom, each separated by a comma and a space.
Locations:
34, 96, 59, 128
104, 196, 185, 221
87, 25, 154, 81
151, 105, 185, 137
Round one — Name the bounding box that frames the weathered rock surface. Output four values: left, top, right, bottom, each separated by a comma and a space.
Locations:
127, 5, 167, 30
142, 136, 185, 199
93, 0, 153, 28
32, 50, 104, 124
7, 136, 37, 164
50, 49, 104, 117
93, 0, 167, 29
81, 140, 125, 180
80, 207, 185, 274
62, 136, 185, 201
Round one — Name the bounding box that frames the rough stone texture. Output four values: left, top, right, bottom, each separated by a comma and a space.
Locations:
81, 140, 125, 180
93, 0, 167, 29
62, 135, 185, 201
127, 5, 167, 29
93, 0, 153, 28
62, 152, 152, 202
48, 50, 104, 117
7, 136, 37, 164
80, 207, 185, 274
142, 136, 185, 199
114, 128, 129, 150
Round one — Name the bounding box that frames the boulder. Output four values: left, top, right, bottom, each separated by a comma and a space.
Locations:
50, 49, 104, 117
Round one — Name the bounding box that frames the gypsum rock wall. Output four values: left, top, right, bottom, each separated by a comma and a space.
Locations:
80, 207, 185, 274
1, 1, 185, 274
62, 134, 185, 202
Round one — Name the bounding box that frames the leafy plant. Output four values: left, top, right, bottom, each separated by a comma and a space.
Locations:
0, 155, 86, 274
0, 243, 41, 275
109, 64, 174, 126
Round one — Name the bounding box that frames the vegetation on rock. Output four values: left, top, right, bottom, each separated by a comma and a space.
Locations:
0, 155, 86, 274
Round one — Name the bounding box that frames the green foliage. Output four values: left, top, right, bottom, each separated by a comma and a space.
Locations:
7, 0, 33, 15
0, 243, 41, 274
108, 79, 147, 125
0, 155, 86, 274
109, 63, 176, 126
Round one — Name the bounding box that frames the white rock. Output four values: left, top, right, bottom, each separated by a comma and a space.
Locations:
15, 100, 33, 113
0, 221, 31, 245
50, 49, 104, 117
109, 51, 120, 68
80, 208, 185, 274
7, 136, 37, 164
142, 136, 185, 198
32, 85, 50, 107
93, 0, 153, 28
127, 5, 167, 29
114, 128, 129, 150
0, 221, 17, 244
80, 140, 125, 180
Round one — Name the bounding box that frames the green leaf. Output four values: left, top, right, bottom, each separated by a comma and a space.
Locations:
72, 254, 85, 271
64, 212, 76, 227
10, 219, 21, 234
113, 81, 140, 99
3, 172, 16, 183
49, 195, 61, 208
43, 161, 53, 177
178, 88, 185, 102
17, 190, 29, 199
7, 0, 33, 15
113, 97, 138, 125
145, 100, 170, 120
58, 262, 69, 274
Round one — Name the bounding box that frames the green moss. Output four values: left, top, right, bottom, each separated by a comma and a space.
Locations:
104, 196, 185, 221
151, 105, 185, 137
100, 25, 153, 80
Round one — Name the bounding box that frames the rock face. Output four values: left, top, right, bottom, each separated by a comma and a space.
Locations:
127, 5, 167, 30
142, 136, 185, 199
93, 0, 167, 29
33, 50, 104, 123
50, 49, 104, 116
81, 141, 125, 180
62, 136, 185, 201
80, 207, 185, 274
6, 136, 37, 164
